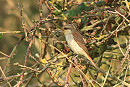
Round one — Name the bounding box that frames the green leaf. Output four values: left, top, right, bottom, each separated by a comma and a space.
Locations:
64, 2, 92, 18
53, 2, 62, 15
98, 43, 107, 55
0, 34, 2, 39
96, 1, 106, 7
81, 17, 88, 26
76, 2, 92, 12
64, 9, 78, 17
53, 10, 60, 15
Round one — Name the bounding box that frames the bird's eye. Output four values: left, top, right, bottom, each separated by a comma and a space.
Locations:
64, 27, 69, 30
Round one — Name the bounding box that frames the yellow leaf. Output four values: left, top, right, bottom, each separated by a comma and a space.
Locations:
57, 0, 63, 2
95, 35, 107, 40
77, 18, 81, 23
41, 59, 48, 64
61, 14, 67, 20
55, 67, 63, 77
54, 62, 63, 77
57, 66, 62, 71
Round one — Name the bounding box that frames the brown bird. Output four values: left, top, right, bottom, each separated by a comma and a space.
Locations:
63, 24, 105, 73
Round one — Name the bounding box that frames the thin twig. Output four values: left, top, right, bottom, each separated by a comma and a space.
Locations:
13, 63, 41, 73
65, 63, 73, 87
102, 65, 111, 87
108, 10, 129, 23
0, 31, 23, 34
0, 51, 10, 58
74, 57, 88, 87
115, 21, 125, 56
78, 71, 87, 87
24, 72, 35, 87
16, 36, 33, 87
0, 66, 12, 87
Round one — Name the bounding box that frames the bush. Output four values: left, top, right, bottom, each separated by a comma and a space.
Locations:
0, 0, 129, 86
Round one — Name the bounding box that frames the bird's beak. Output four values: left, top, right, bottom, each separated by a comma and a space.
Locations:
63, 24, 72, 29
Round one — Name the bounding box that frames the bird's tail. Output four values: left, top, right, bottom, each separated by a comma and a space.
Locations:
84, 53, 107, 75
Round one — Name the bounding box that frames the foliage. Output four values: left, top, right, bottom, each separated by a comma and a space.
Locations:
0, 0, 129, 87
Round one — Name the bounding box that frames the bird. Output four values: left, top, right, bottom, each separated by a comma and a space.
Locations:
63, 24, 105, 73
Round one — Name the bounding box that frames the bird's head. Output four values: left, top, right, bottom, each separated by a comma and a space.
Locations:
63, 24, 73, 35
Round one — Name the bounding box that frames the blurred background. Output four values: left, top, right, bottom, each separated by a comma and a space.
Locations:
0, 0, 49, 86
0, 0, 47, 65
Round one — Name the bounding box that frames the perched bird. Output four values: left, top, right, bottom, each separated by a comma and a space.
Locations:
63, 24, 105, 73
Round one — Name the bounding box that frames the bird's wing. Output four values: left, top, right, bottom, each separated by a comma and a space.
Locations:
72, 31, 98, 68
72, 32, 89, 55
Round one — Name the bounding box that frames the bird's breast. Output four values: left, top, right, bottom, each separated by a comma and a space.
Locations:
65, 33, 84, 55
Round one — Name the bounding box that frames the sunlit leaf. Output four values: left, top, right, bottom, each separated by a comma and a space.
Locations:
41, 59, 48, 64
95, 35, 107, 40
55, 62, 63, 77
